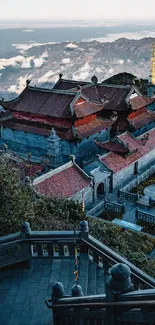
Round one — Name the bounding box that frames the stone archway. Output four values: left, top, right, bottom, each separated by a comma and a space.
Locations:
97, 183, 104, 199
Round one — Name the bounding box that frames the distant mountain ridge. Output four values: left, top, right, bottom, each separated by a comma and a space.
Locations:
0, 37, 154, 100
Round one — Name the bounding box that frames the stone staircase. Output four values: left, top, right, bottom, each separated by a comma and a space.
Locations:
50, 254, 105, 296
0, 256, 105, 325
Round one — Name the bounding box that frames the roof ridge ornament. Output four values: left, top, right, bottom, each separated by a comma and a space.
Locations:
91, 75, 98, 85
59, 73, 63, 80
26, 79, 31, 87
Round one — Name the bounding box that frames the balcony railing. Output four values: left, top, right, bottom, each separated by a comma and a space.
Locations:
1, 221, 155, 325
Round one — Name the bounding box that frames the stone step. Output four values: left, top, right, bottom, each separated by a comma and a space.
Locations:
96, 266, 105, 295
78, 254, 89, 296
87, 260, 97, 295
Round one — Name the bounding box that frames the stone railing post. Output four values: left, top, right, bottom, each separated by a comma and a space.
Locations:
20, 221, 31, 238
52, 282, 65, 324
71, 284, 84, 297
135, 208, 139, 221
105, 263, 133, 325
79, 220, 89, 254
79, 220, 89, 241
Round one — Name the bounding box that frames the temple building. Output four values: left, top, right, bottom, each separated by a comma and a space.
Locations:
0, 76, 142, 166
84, 128, 155, 194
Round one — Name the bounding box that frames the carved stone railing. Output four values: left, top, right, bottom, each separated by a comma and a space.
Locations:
1, 221, 155, 324
118, 189, 138, 203
135, 208, 155, 224
46, 260, 155, 325
104, 199, 125, 215
0, 221, 155, 289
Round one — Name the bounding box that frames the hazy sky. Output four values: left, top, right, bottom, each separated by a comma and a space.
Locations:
0, 0, 155, 21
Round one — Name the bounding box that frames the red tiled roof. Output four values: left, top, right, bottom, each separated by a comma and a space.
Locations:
95, 140, 128, 153
77, 119, 112, 139
101, 129, 155, 173
0, 87, 75, 119
81, 84, 131, 111
130, 96, 154, 110
74, 102, 104, 118
34, 166, 90, 198
132, 111, 155, 129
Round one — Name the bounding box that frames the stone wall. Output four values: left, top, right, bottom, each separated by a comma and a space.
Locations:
113, 148, 155, 189
0, 126, 110, 165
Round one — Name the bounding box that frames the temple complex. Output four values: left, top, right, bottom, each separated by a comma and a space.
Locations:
0, 76, 142, 166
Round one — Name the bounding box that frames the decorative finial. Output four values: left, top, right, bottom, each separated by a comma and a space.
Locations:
26, 79, 31, 87
59, 73, 63, 80
91, 75, 98, 85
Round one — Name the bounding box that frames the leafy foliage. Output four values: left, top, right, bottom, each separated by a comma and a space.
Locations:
88, 219, 155, 278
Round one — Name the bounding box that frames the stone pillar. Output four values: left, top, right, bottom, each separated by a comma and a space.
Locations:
71, 284, 84, 297
79, 220, 89, 254
52, 282, 65, 324
79, 220, 89, 241
20, 221, 31, 238
105, 263, 133, 325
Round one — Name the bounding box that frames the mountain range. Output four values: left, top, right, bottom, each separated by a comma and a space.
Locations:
0, 37, 154, 100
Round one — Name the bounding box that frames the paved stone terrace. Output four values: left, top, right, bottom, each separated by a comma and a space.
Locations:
0, 256, 105, 325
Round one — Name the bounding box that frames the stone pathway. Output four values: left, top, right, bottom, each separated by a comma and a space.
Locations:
0, 256, 105, 325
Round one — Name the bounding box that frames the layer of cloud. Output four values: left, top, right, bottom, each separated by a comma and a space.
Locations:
34, 51, 48, 68
65, 43, 78, 50
83, 30, 155, 43
8, 74, 33, 94
61, 58, 71, 65
0, 55, 34, 70
72, 62, 91, 80
22, 29, 34, 33
0, 51, 48, 70
38, 71, 56, 83
13, 42, 57, 53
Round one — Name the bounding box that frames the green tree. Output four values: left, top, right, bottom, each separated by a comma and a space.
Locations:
0, 155, 33, 235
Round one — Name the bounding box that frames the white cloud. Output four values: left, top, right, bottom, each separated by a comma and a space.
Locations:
7, 85, 18, 93
65, 43, 78, 50
96, 67, 103, 73
22, 29, 34, 33
0, 55, 34, 70
73, 62, 91, 80
8, 74, 33, 94
118, 60, 124, 65
13, 42, 57, 53
108, 68, 114, 74
34, 51, 48, 68
38, 71, 55, 83
127, 59, 132, 64
61, 58, 71, 65
83, 30, 155, 43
